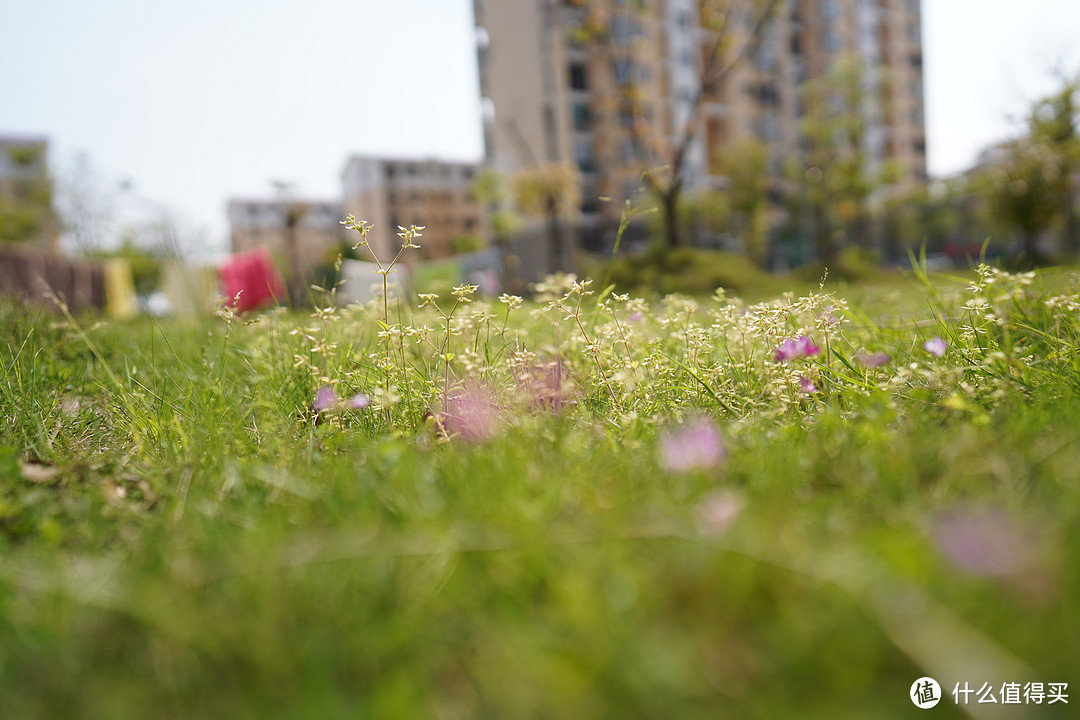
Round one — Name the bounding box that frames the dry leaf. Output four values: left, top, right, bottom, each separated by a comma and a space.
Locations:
102, 480, 127, 506
19, 461, 61, 484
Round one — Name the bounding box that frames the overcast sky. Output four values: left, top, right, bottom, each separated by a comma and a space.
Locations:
2, 0, 1079, 255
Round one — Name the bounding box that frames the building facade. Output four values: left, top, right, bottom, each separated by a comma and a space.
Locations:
474, 0, 927, 236
227, 198, 345, 271
341, 155, 487, 263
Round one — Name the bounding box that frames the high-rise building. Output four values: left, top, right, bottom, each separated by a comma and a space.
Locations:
473, 0, 927, 240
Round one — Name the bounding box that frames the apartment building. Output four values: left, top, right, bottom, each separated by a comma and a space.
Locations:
474, 0, 927, 230
341, 155, 486, 263
227, 197, 345, 271
475, 0, 673, 243
0, 135, 59, 250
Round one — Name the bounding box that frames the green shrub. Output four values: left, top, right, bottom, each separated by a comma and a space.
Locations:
590, 247, 778, 296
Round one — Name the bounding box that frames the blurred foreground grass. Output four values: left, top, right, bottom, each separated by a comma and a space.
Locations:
1, 266, 1078, 718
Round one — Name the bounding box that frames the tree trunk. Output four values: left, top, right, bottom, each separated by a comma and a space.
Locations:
661, 190, 681, 249
851, 204, 870, 251
546, 200, 567, 273
1022, 229, 1046, 267
812, 202, 836, 264
1064, 176, 1078, 258
748, 207, 768, 268
285, 214, 303, 307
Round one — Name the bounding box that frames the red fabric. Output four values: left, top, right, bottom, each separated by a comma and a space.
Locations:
218, 247, 284, 313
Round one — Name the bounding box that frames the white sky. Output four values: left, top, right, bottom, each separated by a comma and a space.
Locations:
2, 0, 1079, 254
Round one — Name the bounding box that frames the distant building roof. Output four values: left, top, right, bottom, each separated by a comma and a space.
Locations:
227, 197, 340, 210
0, 134, 49, 147
342, 154, 482, 168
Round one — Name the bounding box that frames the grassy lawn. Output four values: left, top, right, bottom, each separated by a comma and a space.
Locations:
1, 262, 1078, 718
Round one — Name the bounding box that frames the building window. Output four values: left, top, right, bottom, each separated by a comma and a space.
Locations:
757, 83, 779, 106
575, 139, 595, 173
612, 57, 631, 86
823, 28, 841, 52
756, 41, 776, 72
569, 62, 588, 90
914, 139, 926, 154
761, 114, 781, 142
611, 15, 637, 46
572, 102, 591, 131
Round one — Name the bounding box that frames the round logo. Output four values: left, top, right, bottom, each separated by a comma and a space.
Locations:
911, 677, 942, 709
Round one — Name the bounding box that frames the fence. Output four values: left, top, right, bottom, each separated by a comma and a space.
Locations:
0, 243, 106, 314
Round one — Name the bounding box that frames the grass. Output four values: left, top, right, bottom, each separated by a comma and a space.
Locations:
1, 259, 1079, 718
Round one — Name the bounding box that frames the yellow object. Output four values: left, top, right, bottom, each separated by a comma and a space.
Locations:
104, 258, 137, 319
162, 260, 217, 318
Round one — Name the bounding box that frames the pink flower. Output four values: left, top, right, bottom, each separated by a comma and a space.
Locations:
628, 311, 645, 323
799, 375, 817, 394
437, 384, 499, 443
659, 416, 726, 472
312, 386, 338, 412
856, 351, 891, 367
818, 308, 840, 327
924, 337, 946, 357
347, 393, 370, 410
932, 508, 1043, 579
774, 335, 820, 363
696, 490, 744, 535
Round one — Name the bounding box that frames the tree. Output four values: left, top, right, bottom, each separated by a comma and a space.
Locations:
645, 187, 729, 249
716, 138, 769, 266
1028, 71, 1079, 257
91, 235, 163, 297
578, 0, 781, 250
470, 168, 524, 287
977, 139, 1065, 265
787, 55, 901, 263
511, 162, 581, 273
470, 168, 521, 245
57, 152, 116, 254
0, 142, 58, 249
